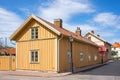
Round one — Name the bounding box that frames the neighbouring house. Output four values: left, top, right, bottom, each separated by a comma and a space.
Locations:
0, 48, 16, 71
85, 31, 112, 62
111, 42, 120, 58
10, 14, 101, 72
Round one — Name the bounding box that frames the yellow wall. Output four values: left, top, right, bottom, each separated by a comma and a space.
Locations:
15, 18, 101, 72
59, 37, 101, 72
16, 19, 57, 71
16, 19, 57, 41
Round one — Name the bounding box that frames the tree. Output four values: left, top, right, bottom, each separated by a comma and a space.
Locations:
111, 50, 118, 60
111, 50, 118, 56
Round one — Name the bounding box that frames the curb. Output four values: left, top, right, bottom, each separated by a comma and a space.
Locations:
1, 71, 72, 78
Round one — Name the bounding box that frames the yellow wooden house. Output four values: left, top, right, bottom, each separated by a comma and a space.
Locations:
10, 14, 101, 72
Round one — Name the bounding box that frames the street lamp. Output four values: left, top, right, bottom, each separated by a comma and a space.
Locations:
69, 36, 74, 73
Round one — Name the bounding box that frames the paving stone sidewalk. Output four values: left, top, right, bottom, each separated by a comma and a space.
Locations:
0, 61, 111, 78
0, 70, 72, 77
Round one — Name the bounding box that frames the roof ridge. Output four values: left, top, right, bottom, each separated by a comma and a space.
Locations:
37, 16, 98, 47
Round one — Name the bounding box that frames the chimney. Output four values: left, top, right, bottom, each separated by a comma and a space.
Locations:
75, 27, 81, 36
54, 19, 62, 28
97, 34, 100, 37
91, 30, 94, 34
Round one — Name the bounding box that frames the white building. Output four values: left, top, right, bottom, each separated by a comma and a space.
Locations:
111, 42, 120, 58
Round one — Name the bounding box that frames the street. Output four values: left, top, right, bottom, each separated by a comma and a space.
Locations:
0, 60, 120, 80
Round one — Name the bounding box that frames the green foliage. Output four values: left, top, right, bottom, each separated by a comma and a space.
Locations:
111, 50, 118, 56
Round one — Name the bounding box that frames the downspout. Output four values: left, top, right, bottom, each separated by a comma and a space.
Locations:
57, 34, 63, 72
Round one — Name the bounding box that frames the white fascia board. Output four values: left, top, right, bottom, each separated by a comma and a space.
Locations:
32, 15, 61, 36
10, 14, 61, 40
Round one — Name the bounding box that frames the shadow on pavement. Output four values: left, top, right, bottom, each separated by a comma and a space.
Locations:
75, 60, 120, 76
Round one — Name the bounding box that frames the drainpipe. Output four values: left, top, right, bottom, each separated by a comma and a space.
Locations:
57, 34, 63, 72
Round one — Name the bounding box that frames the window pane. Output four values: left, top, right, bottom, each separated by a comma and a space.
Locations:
88, 37, 91, 40
88, 53, 91, 61
94, 54, 97, 61
35, 51, 38, 62
31, 27, 38, 39
35, 28, 38, 39
80, 52, 84, 61
31, 51, 34, 62
31, 28, 34, 39
35, 28, 38, 31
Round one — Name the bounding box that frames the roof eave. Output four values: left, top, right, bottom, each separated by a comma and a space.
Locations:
10, 14, 61, 40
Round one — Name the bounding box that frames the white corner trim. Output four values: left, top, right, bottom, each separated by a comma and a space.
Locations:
55, 38, 58, 71
16, 43, 18, 69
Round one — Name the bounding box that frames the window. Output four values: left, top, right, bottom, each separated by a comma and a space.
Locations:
88, 53, 91, 61
94, 54, 97, 61
31, 27, 39, 39
30, 50, 39, 63
80, 52, 84, 61
88, 37, 91, 40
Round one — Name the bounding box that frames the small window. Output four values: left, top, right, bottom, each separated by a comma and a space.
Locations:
31, 27, 39, 39
94, 54, 97, 61
88, 53, 91, 61
80, 52, 84, 61
88, 37, 91, 40
30, 50, 39, 63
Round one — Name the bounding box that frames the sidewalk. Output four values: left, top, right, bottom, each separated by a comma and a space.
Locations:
0, 70, 71, 77
0, 61, 111, 77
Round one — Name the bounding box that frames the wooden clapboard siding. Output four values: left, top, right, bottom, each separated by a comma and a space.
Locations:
0, 56, 16, 71
16, 19, 57, 71
59, 37, 70, 71
11, 56, 16, 70
59, 37, 101, 72
16, 19, 57, 41
17, 39, 56, 71
0, 56, 10, 70
73, 41, 100, 69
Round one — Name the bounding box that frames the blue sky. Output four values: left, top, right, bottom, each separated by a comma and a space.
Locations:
0, 0, 120, 46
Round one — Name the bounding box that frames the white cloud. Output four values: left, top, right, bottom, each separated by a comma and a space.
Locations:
93, 12, 120, 28
38, 0, 94, 21
37, 0, 95, 36
0, 7, 23, 38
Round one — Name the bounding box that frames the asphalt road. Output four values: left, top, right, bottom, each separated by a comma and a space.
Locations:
0, 60, 120, 80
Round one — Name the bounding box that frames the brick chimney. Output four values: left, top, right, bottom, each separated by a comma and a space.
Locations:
97, 34, 100, 37
91, 30, 94, 34
75, 27, 81, 36
54, 19, 62, 28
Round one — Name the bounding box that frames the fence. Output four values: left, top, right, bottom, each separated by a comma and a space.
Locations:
0, 56, 16, 71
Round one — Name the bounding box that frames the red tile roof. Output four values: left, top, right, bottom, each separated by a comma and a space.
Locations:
113, 42, 120, 48
0, 48, 16, 55
38, 17, 98, 47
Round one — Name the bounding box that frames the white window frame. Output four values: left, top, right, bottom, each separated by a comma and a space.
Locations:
88, 53, 91, 61
31, 27, 39, 39
80, 52, 84, 61
30, 50, 39, 63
